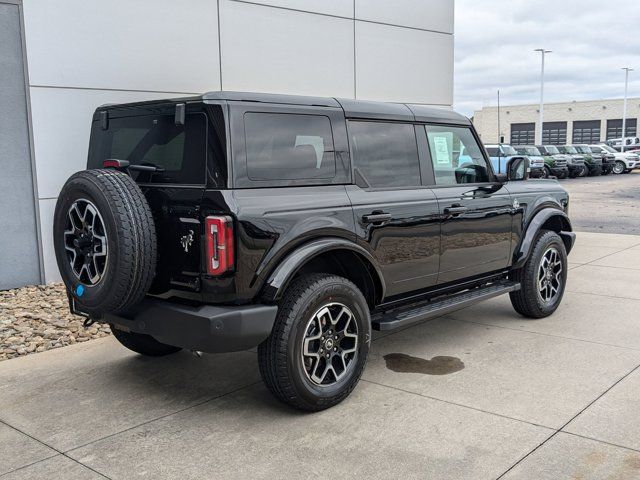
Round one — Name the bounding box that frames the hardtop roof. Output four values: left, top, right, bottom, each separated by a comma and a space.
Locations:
97, 91, 470, 125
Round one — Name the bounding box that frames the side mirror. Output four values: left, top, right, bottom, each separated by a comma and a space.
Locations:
506, 156, 530, 181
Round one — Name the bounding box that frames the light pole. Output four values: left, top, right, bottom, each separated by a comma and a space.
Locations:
621, 67, 633, 152
534, 49, 552, 145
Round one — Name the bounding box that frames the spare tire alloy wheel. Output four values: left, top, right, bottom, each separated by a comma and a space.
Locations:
64, 199, 108, 286
302, 302, 359, 386
54, 169, 157, 316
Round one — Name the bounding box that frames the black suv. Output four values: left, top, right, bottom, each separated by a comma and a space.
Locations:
54, 92, 575, 411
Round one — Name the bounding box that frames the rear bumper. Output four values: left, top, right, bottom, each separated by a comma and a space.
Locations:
103, 299, 278, 353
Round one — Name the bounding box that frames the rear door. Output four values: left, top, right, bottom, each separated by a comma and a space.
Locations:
423, 124, 513, 284
346, 120, 440, 298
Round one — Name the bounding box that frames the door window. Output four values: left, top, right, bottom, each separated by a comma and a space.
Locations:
348, 121, 420, 188
425, 125, 491, 185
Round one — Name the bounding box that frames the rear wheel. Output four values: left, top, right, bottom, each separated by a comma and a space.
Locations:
613, 161, 626, 174
110, 325, 182, 357
509, 230, 568, 318
258, 273, 370, 411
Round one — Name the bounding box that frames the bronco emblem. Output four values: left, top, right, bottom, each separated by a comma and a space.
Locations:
180, 229, 194, 253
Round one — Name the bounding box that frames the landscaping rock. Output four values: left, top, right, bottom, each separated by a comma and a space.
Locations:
0, 283, 111, 361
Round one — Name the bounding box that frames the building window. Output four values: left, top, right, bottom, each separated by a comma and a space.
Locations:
510, 123, 535, 145
572, 120, 601, 144
542, 122, 567, 145
606, 119, 637, 140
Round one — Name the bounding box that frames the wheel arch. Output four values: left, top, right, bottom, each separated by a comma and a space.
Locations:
513, 208, 575, 269
260, 238, 386, 307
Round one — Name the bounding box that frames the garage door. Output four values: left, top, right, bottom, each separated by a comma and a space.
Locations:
0, 1, 42, 289
573, 120, 601, 144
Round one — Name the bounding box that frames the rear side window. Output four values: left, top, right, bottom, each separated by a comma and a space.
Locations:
349, 121, 420, 188
244, 113, 336, 181
89, 113, 206, 184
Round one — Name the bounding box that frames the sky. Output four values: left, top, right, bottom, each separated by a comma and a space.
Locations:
453, 0, 640, 117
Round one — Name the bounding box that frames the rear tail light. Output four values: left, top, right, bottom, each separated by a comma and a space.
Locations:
205, 216, 234, 276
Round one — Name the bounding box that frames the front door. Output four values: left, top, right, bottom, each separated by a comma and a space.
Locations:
423, 124, 513, 284
346, 121, 440, 299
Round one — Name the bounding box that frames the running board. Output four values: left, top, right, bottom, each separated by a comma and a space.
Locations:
371, 280, 521, 331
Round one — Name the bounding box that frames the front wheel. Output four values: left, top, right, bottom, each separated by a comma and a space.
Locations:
612, 161, 626, 174
258, 273, 371, 411
509, 230, 568, 318
541, 166, 550, 179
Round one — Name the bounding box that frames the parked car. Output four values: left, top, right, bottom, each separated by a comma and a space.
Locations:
485, 144, 543, 177
536, 145, 569, 179
556, 145, 587, 177
589, 144, 639, 174
52, 92, 574, 411
573, 144, 613, 175
606, 137, 640, 152
513, 146, 551, 178
569, 145, 603, 176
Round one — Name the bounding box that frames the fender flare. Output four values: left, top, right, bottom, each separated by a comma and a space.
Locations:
513, 208, 575, 269
261, 237, 386, 303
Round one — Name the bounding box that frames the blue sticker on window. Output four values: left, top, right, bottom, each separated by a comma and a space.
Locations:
76, 285, 85, 297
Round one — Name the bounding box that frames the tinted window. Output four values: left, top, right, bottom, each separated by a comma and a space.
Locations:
89, 113, 206, 184
349, 121, 420, 188
485, 147, 499, 156
426, 125, 490, 185
244, 113, 335, 181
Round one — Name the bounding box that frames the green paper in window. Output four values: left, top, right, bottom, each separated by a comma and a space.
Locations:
433, 136, 451, 165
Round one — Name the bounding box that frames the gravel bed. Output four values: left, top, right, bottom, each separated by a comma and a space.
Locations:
0, 283, 111, 362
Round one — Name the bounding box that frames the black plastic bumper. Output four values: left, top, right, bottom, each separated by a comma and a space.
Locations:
103, 299, 278, 353
529, 166, 544, 178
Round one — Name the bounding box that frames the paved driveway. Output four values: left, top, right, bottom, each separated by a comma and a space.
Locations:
2, 231, 640, 479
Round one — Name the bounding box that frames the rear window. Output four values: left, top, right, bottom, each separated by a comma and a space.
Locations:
89, 113, 206, 184
349, 121, 420, 188
244, 112, 336, 181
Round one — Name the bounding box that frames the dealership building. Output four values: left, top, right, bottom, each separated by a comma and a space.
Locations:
0, 0, 455, 289
473, 97, 640, 145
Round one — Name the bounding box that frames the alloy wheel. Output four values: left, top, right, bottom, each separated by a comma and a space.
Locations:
537, 247, 562, 303
301, 302, 359, 386
613, 161, 625, 174
64, 199, 108, 285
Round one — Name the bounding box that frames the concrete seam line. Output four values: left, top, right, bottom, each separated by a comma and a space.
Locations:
495, 362, 640, 479
564, 289, 640, 302
360, 379, 557, 432
62, 379, 263, 455
560, 430, 640, 455
0, 420, 114, 479
447, 317, 640, 352
0, 453, 59, 479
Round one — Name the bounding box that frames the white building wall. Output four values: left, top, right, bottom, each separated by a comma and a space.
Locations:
473, 98, 640, 144
21, 0, 455, 283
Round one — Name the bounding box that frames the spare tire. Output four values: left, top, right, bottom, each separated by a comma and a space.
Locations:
53, 169, 157, 316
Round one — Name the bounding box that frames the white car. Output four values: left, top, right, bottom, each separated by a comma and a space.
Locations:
589, 144, 638, 174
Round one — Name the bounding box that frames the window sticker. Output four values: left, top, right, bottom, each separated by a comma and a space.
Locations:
433, 135, 451, 165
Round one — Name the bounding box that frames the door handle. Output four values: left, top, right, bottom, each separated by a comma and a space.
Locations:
362, 212, 392, 225
444, 205, 468, 216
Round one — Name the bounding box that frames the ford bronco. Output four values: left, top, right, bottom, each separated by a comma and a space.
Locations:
54, 92, 575, 411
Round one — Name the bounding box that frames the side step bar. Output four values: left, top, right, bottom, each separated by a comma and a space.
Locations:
371, 280, 521, 331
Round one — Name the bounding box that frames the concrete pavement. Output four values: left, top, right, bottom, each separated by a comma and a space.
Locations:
2, 231, 640, 479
